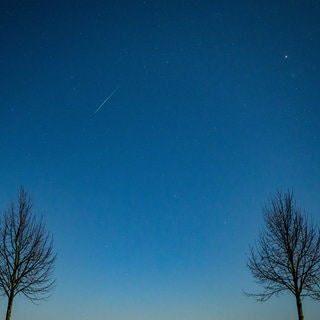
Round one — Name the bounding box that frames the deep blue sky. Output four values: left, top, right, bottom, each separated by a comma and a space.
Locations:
0, 1, 320, 319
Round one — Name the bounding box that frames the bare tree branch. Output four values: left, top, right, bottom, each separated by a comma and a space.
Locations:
245, 191, 320, 320
0, 187, 56, 320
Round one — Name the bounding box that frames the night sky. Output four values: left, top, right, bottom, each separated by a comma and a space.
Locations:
1, 1, 320, 319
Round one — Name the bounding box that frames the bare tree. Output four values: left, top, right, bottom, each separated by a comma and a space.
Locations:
0, 187, 56, 320
246, 191, 320, 320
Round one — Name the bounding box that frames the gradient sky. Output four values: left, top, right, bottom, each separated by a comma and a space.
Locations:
1, 1, 320, 319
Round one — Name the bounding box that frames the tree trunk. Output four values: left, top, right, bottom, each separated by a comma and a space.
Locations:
5, 292, 14, 320
295, 294, 304, 320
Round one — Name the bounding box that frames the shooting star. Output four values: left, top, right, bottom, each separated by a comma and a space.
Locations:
93, 87, 118, 115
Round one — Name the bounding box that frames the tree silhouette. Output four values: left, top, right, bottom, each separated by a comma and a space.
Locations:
0, 188, 56, 320
246, 191, 320, 320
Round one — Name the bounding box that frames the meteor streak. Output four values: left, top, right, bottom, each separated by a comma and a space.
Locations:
93, 87, 118, 114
